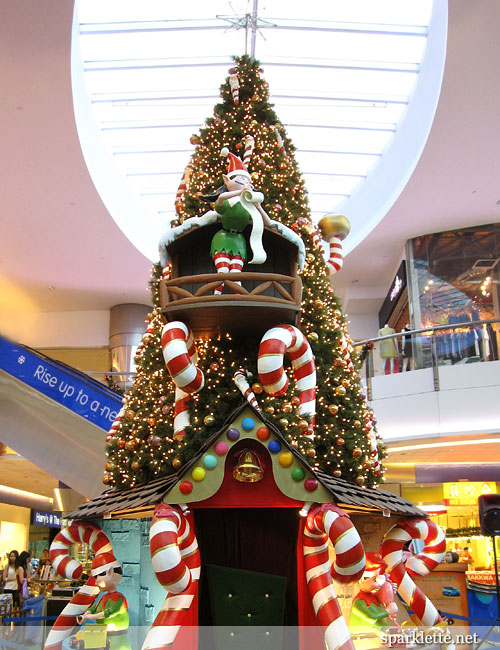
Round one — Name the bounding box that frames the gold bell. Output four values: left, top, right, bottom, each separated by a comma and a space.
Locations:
233, 449, 264, 483
318, 214, 351, 241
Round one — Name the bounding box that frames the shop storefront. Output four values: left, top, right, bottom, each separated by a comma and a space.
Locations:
405, 222, 500, 369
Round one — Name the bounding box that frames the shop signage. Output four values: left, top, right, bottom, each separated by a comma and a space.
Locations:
0, 334, 122, 430
466, 571, 497, 586
32, 510, 61, 528
443, 481, 496, 506
378, 261, 407, 328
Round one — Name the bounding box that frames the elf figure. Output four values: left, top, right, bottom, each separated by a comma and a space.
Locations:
349, 552, 399, 635
158, 143, 305, 293
77, 553, 131, 650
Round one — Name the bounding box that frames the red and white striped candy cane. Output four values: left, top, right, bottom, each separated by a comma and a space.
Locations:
229, 73, 239, 104
174, 162, 193, 214
106, 404, 125, 443
242, 135, 254, 168
326, 236, 344, 274
142, 504, 200, 650
364, 421, 381, 476
161, 321, 204, 440
258, 325, 316, 427
233, 368, 260, 410
44, 522, 113, 650
270, 125, 286, 156
381, 517, 446, 626
303, 504, 366, 650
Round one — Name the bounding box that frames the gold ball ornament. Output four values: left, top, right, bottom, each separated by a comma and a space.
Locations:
131, 461, 141, 471
353, 420, 361, 429
147, 417, 155, 427
125, 439, 137, 451
291, 396, 300, 407
252, 94, 260, 101
172, 458, 182, 470
189, 135, 199, 145
298, 419, 309, 431
335, 385, 346, 396
306, 448, 316, 458
279, 418, 289, 427
333, 469, 342, 478
251, 172, 259, 182
306, 253, 315, 264
341, 379, 350, 388
353, 447, 363, 459
125, 410, 135, 421
204, 415, 215, 426
318, 214, 351, 241
102, 474, 112, 485
252, 382, 263, 394
309, 332, 319, 342
355, 475, 366, 487
334, 309, 342, 318
282, 402, 293, 413
314, 299, 324, 309
328, 404, 339, 415
265, 406, 275, 415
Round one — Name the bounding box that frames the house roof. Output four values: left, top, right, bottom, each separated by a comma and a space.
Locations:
68, 402, 423, 520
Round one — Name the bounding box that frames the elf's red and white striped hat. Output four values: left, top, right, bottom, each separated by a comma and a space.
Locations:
91, 552, 121, 577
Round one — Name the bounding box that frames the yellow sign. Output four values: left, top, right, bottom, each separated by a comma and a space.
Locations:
443, 482, 496, 506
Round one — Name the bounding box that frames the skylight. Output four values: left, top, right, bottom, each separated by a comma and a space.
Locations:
72, 0, 447, 262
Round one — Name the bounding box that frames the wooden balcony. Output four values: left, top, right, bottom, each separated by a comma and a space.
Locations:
159, 271, 302, 337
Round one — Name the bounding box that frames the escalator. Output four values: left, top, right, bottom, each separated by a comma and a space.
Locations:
0, 334, 123, 498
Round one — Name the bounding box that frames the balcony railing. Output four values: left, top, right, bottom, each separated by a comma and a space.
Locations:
159, 271, 302, 335
352, 317, 500, 399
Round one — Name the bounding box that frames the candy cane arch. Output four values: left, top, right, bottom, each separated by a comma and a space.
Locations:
44, 522, 113, 650
161, 321, 204, 441
174, 162, 193, 214
303, 504, 366, 650
258, 325, 316, 428
233, 368, 260, 410
142, 504, 201, 650
381, 517, 447, 627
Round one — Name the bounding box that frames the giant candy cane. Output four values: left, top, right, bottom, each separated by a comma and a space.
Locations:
44, 522, 113, 650
381, 517, 446, 627
142, 504, 201, 650
258, 325, 316, 428
161, 321, 204, 440
303, 504, 366, 650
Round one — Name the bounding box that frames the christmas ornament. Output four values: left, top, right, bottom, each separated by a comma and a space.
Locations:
282, 402, 293, 413
229, 71, 240, 104
147, 417, 155, 427
209, 362, 219, 371
279, 418, 289, 427
328, 404, 339, 415
306, 448, 316, 458
333, 470, 342, 478
336, 438, 345, 447
298, 419, 309, 430
318, 214, 351, 275
233, 369, 260, 410
125, 410, 135, 421
125, 439, 137, 451
102, 474, 112, 485
242, 134, 255, 168
265, 406, 275, 414
117, 438, 125, 449
161, 404, 171, 415
174, 161, 194, 215
353, 447, 363, 459
309, 332, 319, 342
306, 253, 315, 263
190, 135, 199, 145
354, 420, 361, 429
131, 461, 141, 471
252, 382, 263, 394
355, 476, 365, 486
291, 396, 300, 407
172, 458, 182, 469
335, 385, 346, 396
204, 415, 215, 426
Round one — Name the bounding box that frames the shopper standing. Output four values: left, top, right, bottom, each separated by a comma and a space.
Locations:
2, 550, 23, 613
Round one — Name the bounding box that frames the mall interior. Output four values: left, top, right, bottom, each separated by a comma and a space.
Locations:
1, 0, 500, 640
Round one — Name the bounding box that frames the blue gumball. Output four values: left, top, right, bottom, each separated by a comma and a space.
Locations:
241, 417, 255, 431
268, 440, 281, 453
203, 454, 217, 470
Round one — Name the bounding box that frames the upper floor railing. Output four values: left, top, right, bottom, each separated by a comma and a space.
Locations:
352, 317, 500, 399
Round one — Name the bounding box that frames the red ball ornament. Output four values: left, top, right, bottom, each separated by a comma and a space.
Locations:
235, 142, 243, 150
304, 479, 318, 492
117, 438, 125, 449
336, 437, 345, 447
257, 426, 270, 441
179, 481, 193, 495
189, 135, 199, 145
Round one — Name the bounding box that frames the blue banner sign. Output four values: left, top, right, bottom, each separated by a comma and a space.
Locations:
32, 510, 62, 528
0, 335, 122, 430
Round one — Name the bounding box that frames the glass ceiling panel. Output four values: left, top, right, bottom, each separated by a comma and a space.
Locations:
73, 0, 444, 262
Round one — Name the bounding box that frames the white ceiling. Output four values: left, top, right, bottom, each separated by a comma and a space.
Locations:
1, 0, 499, 322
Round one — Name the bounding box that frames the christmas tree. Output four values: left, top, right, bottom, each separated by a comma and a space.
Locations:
103, 55, 385, 491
